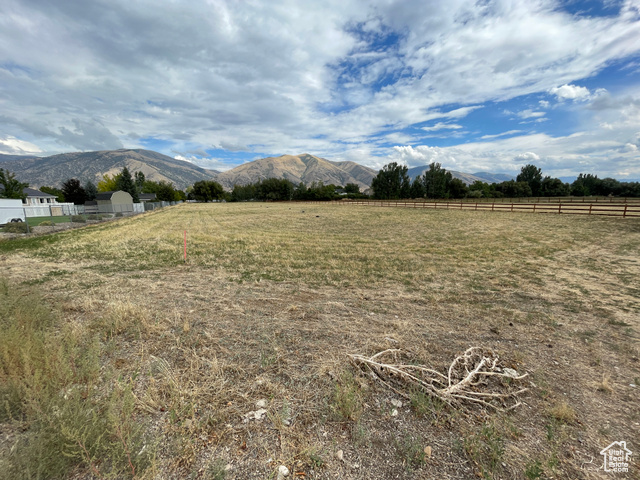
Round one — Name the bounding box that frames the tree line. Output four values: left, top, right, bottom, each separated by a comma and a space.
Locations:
0, 167, 186, 204
190, 178, 365, 202
3, 162, 640, 205
370, 162, 640, 200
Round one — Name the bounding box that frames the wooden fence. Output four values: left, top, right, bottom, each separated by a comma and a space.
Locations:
303, 200, 640, 217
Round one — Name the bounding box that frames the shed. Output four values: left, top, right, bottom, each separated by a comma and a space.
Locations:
95, 190, 134, 214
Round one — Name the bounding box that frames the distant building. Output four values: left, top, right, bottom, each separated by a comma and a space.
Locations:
22, 187, 59, 206
94, 190, 134, 214
0, 186, 58, 205
138, 193, 157, 203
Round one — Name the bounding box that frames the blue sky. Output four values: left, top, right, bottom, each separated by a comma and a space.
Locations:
1, 0, 639, 179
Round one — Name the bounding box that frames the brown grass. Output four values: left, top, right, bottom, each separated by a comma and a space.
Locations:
1, 202, 639, 479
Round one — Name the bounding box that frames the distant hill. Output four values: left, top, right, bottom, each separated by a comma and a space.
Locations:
215, 154, 377, 190
0, 149, 219, 189
407, 166, 513, 185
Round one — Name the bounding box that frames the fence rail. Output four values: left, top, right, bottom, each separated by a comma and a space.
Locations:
301, 200, 640, 217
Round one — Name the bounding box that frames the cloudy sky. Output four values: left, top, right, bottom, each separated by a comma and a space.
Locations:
1, 0, 639, 178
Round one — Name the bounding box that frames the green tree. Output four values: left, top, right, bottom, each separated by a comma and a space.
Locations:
410, 177, 425, 198
0, 168, 28, 199
495, 180, 532, 197
571, 173, 600, 196
448, 178, 468, 199
516, 164, 543, 196
115, 167, 139, 202
84, 181, 98, 201
134, 171, 145, 192
371, 162, 411, 199
469, 180, 492, 198
39, 186, 66, 203
191, 180, 225, 202
344, 183, 360, 195
61, 178, 87, 205
142, 180, 180, 201
256, 178, 294, 201
97, 173, 120, 192
422, 162, 452, 199
540, 177, 569, 197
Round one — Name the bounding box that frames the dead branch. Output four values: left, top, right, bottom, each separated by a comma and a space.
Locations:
348, 347, 528, 412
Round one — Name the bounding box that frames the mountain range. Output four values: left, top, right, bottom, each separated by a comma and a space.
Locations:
0, 149, 219, 190
0, 148, 514, 191
214, 153, 376, 190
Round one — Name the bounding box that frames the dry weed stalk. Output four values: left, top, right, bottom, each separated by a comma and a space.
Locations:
348, 347, 528, 411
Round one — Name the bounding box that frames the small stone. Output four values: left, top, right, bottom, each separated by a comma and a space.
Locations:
391, 408, 399, 417
277, 465, 290, 480
424, 446, 432, 458
225, 464, 233, 471
391, 399, 403, 408
254, 408, 267, 420
256, 399, 267, 408
336, 450, 344, 461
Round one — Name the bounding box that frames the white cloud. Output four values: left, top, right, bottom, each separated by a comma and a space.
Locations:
549, 84, 591, 101
421, 122, 463, 132
0, 136, 43, 155
514, 152, 541, 163
517, 109, 546, 119
481, 130, 523, 140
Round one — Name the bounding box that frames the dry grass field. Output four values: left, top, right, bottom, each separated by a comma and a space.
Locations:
1, 202, 638, 479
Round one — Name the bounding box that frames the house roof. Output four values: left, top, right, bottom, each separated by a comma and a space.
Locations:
0, 185, 56, 198
95, 191, 116, 200
23, 187, 57, 198
95, 190, 133, 201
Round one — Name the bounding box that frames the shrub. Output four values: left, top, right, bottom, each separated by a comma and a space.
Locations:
39, 220, 54, 226
115, 212, 123, 217
87, 214, 99, 221
2, 222, 28, 233
71, 215, 86, 223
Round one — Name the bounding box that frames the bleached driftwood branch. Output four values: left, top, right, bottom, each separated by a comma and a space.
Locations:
348, 347, 528, 411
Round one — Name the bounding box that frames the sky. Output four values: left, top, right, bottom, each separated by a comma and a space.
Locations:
1, 0, 640, 179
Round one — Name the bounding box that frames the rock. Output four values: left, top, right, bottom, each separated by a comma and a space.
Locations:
256, 399, 267, 408
424, 446, 432, 458
336, 450, 344, 461
254, 408, 267, 420
391, 399, 403, 408
391, 409, 399, 417
277, 465, 290, 480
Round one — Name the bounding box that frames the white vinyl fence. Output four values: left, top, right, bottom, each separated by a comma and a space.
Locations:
1, 201, 182, 228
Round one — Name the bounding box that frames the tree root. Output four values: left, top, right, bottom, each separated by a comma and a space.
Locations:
348, 347, 528, 412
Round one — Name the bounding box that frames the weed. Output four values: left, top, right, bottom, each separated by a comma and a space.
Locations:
0, 279, 154, 478
549, 401, 576, 424
464, 421, 505, 477
2, 222, 28, 233
205, 458, 227, 480
329, 370, 364, 422
409, 387, 447, 425
395, 435, 427, 470
524, 460, 544, 479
